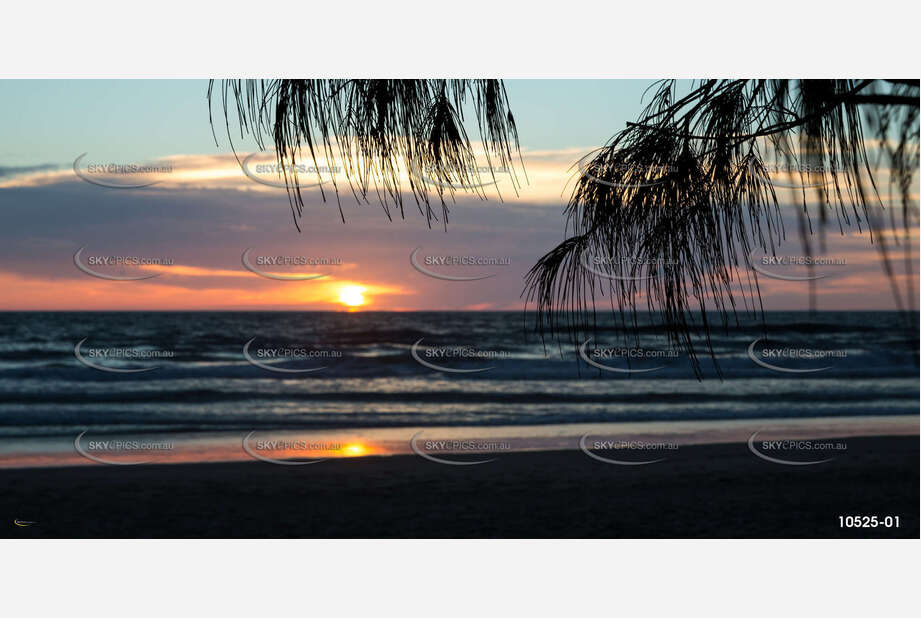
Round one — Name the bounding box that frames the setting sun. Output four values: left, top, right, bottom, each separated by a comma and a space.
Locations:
338, 285, 366, 307
342, 443, 368, 457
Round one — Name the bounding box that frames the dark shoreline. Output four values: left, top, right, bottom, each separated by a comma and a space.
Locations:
3, 436, 917, 538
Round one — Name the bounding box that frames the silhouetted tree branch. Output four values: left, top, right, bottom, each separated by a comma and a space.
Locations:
209, 79, 523, 231
524, 79, 919, 376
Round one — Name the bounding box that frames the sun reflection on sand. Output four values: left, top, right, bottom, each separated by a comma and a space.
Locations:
342, 443, 369, 457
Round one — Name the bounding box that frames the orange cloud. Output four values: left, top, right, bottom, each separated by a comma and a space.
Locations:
0, 270, 410, 311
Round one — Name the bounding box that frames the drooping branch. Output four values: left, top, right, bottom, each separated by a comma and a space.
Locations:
525, 79, 919, 376
209, 79, 524, 230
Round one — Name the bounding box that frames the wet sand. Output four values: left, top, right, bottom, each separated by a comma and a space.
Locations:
2, 436, 917, 538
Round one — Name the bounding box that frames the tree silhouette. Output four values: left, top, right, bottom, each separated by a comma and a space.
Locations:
212, 79, 918, 375
523, 79, 918, 375
209, 79, 523, 230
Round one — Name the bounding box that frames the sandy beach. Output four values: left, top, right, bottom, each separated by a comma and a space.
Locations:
3, 435, 916, 538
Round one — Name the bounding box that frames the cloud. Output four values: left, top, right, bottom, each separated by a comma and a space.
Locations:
0, 147, 915, 311
0, 149, 582, 208
0, 163, 60, 178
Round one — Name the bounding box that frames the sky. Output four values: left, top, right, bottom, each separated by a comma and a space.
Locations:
0, 79, 916, 311
0, 80, 655, 164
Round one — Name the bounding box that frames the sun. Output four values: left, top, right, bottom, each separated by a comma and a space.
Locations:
338, 285, 366, 308
342, 443, 368, 457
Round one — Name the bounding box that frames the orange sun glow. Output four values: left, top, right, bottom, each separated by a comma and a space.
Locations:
338, 285, 366, 307
342, 443, 368, 456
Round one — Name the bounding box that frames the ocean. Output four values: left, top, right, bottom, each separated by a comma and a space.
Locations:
0, 310, 916, 439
